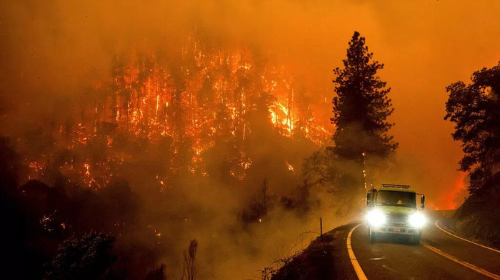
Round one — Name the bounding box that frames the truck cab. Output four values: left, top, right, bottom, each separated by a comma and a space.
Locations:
366, 184, 426, 245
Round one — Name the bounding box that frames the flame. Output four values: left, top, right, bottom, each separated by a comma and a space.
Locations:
447, 172, 467, 209
22, 35, 333, 188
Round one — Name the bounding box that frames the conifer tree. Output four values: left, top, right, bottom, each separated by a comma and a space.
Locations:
332, 31, 397, 163
331, 32, 397, 194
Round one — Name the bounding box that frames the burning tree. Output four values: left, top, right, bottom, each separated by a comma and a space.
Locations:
21, 34, 333, 190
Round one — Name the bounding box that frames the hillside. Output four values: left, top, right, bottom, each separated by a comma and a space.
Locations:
447, 173, 500, 248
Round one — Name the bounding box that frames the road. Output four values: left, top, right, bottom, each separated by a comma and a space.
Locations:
346, 213, 500, 280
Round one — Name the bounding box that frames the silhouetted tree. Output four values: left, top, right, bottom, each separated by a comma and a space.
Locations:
302, 148, 361, 216
292, 88, 313, 142
110, 55, 127, 124
202, 103, 240, 183
45, 231, 116, 280
330, 31, 396, 195
145, 264, 167, 280
181, 239, 198, 280
302, 148, 339, 188
332, 31, 397, 163
445, 62, 500, 193
241, 180, 277, 224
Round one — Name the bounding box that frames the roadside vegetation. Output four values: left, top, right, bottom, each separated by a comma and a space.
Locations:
270, 226, 350, 280
445, 63, 500, 247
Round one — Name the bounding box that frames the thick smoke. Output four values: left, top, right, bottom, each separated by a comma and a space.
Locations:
1, 0, 500, 278
2, 0, 500, 208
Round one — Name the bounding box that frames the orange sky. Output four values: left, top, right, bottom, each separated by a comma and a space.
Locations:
1, 0, 500, 209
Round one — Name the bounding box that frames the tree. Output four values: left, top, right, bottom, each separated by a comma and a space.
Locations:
331, 31, 397, 193
145, 264, 167, 280
292, 88, 313, 142
240, 180, 274, 224
45, 231, 116, 280
445, 62, 500, 193
332, 31, 397, 162
181, 239, 198, 280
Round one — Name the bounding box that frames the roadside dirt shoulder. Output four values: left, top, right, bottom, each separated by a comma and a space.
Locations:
271, 223, 358, 280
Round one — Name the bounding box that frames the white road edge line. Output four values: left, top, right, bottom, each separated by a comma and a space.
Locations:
435, 220, 500, 254
347, 224, 368, 280
423, 243, 500, 280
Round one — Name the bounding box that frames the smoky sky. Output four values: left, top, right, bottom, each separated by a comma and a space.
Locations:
1, 0, 500, 208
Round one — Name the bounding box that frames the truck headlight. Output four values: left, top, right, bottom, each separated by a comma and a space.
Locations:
408, 212, 426, 228
366, 209, 386, 227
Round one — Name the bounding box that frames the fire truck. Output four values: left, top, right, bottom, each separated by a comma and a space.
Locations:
365, 184, 426, 245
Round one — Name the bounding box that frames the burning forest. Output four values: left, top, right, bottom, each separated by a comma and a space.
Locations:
1, 29, 340, 280
20, 35, 333, 190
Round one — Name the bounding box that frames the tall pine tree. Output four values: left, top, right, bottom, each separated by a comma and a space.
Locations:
331, 31, 397, 191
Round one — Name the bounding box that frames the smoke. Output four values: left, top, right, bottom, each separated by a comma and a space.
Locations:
2, 0, 500, 278
2, 0, 500, 209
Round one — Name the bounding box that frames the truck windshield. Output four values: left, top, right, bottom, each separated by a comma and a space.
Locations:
376, 191, 416, 208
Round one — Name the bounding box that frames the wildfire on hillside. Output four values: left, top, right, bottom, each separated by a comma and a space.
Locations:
24, 35, 333, 189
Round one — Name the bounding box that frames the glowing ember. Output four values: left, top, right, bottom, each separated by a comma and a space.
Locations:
286, 161, 295, 173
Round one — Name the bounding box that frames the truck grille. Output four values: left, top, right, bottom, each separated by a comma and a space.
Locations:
387, 212, 408, 226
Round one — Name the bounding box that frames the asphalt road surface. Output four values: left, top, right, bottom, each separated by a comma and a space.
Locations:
347, 213, 500, 280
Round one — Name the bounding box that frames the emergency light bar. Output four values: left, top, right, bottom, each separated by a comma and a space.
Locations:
381, 184, 411, 189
